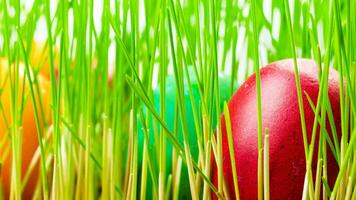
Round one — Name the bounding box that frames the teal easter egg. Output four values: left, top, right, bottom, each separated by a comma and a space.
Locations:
138, 71, 237, 199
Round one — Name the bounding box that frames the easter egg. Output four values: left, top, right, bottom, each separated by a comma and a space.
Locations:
29, 40, 60, 79
211, 59, 341, 199
0, 58, 51, 199
138, 70, 237, 199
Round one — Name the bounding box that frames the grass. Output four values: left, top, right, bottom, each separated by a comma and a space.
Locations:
0, 0, 355, 199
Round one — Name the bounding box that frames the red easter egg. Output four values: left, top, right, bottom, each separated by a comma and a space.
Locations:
212, 59, 340, 199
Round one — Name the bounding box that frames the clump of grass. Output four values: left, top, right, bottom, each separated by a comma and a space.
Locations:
0, 0, 355, 199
